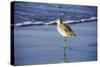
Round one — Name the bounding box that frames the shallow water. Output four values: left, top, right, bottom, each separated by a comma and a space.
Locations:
14, 21, 97, 65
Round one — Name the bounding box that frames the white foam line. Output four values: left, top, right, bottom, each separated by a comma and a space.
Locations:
80, 16, 97, 22
32, 21, 44, 24
14, 16, 97, 26
44, 20, 56, 25
23, 21, 32, 25
15, 23, 23, 26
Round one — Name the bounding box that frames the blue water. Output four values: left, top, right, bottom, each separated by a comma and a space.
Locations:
14, 21, 97, 65
13, 1, 97, 23
12, 1, 97, 65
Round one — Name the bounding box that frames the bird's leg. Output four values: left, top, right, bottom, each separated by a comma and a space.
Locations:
63, 37, 67, 62
64, 37, 67, 48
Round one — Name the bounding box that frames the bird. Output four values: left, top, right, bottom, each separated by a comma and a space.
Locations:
56, 17, 76, 62
56, 17, 76, 37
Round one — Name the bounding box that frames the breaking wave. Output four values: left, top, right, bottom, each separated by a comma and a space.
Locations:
14, 16, 97, 27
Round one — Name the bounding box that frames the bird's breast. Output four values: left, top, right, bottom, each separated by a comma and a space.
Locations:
57, 24, 68, 37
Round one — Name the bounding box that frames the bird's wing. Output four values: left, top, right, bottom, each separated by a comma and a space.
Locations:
62, 23, 76, 36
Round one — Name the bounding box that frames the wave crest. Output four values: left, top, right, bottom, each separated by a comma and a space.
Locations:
14, 16, 97, 27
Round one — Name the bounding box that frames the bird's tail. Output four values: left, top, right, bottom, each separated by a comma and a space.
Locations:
73, 33, 76, 37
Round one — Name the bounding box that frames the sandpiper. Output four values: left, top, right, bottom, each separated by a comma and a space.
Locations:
56, 17, 76, 62
56, 17, 76, 37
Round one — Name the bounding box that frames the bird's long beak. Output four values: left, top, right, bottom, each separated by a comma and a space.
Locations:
54, 22, 57, 25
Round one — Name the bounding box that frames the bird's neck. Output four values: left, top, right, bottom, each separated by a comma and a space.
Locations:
57, 21, 62, 25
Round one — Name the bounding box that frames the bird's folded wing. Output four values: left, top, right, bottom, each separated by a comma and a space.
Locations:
62, 23, 76, 36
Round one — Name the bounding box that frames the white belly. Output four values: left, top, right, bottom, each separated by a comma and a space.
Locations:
57, 25, 68, 37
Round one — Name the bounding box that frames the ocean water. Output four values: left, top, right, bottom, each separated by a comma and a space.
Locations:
14, 21, 97, 65
13, 1, 97, 24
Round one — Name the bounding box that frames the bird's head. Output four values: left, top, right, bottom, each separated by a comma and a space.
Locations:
56, 17, 62, 24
